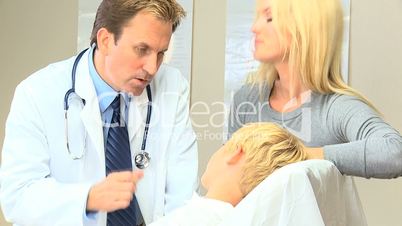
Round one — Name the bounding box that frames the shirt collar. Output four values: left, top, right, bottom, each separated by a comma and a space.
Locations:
88, 44, 130, 112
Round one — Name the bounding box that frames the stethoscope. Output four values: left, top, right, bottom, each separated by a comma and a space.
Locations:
64, 48, 152, 169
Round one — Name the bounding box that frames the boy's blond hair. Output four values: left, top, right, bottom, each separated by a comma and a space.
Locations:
226, 122, 307, 195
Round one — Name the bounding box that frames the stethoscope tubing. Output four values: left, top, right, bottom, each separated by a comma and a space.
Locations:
64, 48, 152, 167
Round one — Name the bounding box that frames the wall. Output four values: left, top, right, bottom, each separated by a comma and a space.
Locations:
191, 0, 226, 192
349, 0, 402, 225
0, 0, 401, 225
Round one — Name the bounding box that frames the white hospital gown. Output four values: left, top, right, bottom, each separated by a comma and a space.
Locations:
149, 193, 234, 226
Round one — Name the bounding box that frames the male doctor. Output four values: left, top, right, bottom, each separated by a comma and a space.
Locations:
0, 0, 198, 226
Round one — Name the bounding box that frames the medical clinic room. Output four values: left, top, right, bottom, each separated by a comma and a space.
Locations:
0, 0, 401, 226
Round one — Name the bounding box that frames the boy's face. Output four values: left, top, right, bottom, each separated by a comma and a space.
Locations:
201, 144, 228, 190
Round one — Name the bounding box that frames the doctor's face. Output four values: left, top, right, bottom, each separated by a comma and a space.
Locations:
252, 0, 285, 63
98, 11, 172, 96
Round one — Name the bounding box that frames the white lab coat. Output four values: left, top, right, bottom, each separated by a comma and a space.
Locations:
0, 50, 198, 226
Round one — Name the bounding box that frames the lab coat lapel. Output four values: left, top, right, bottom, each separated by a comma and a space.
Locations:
74, 49, 105, 164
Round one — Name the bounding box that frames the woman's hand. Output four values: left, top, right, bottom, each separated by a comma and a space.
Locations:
305, 147, 324, 160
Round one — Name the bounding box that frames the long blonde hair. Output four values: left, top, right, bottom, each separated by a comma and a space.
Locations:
250, 0, 378, 112
226, 122, 307, 196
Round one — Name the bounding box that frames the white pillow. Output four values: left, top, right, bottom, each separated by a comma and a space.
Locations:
218, 160, 367, 226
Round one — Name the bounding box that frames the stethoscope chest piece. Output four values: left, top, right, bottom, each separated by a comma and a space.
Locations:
135, 152, 150, 169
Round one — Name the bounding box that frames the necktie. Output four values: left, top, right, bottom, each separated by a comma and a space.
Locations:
105, 94, 142, 226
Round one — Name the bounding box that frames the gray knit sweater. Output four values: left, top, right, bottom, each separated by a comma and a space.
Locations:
228, 84, 402, 178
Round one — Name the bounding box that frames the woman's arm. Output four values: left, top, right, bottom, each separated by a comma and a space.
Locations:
315, 95, 402, 178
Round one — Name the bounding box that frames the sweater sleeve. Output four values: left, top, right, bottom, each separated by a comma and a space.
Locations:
323, 94, 402, 178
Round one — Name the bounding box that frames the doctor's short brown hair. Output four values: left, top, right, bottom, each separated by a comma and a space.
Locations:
90, 0, 186, 46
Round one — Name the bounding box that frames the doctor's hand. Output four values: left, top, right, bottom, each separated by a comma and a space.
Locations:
86, 170, 144, 212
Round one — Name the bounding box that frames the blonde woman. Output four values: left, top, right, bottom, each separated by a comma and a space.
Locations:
150, 122, 307, 226
229, 0, 402, 178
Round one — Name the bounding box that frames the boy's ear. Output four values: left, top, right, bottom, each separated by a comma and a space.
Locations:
226, 146, 245, 165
